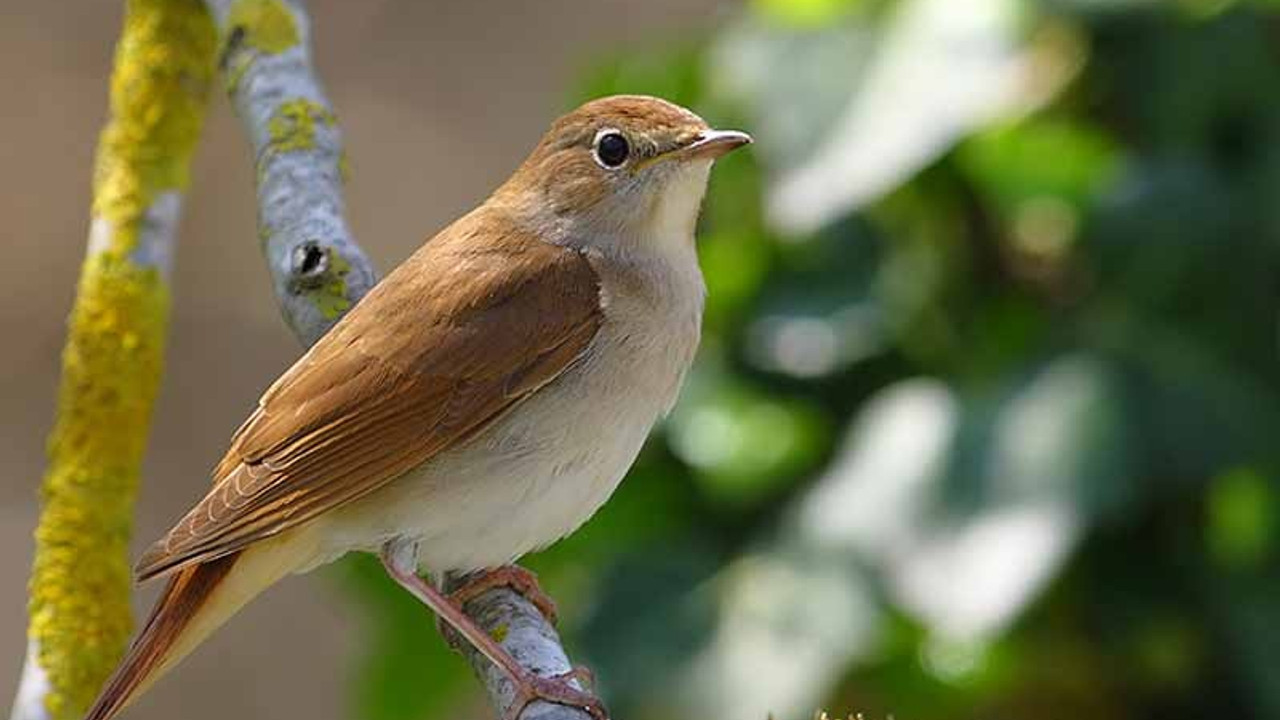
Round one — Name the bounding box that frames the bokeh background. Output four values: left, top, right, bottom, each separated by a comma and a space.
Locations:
3, 0, 1279, 719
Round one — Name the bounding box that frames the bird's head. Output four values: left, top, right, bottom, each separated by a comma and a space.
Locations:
497, 95, 751, 252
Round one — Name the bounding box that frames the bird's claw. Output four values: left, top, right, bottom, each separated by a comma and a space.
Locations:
502, 667, 607, 720
450, 565, 560, 624
436, 565, 559, 649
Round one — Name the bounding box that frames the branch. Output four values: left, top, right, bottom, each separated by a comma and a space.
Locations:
442, 575, 597, 720
10, 3, 218, 720
202, 0, 374, 347
200, 2, 595, 718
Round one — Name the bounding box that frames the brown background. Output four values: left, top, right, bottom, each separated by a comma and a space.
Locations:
0, 1, 730, 717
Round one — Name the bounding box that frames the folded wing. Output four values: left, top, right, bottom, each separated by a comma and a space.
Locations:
136, 210, 603, 580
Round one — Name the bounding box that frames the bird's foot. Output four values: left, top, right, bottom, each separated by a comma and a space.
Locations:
450, 565, 559, 625
503, 666, 607, 720
436, 565, 558, 650
380, 545, 604, 719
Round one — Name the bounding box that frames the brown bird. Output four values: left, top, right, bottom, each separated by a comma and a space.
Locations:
84, 95, 749, 720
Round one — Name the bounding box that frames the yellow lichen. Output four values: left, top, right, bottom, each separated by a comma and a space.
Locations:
267, 98, 335, 154
31, 256, 171, 720
224, 54, 252, 96
92, 0, 217, 256
490, 623, 510, 644
220, 0, 300, 95
310, 248, 353, 319
338, 149, 352, 184
29, 1, 216, 717
225, 0, 299, 54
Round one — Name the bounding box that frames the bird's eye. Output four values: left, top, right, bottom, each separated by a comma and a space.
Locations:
593, 130, 630, 168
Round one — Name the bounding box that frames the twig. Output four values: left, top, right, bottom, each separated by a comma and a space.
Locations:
443, 575, 597, 720
201, 2, 595, 718
202, 0, 374, 347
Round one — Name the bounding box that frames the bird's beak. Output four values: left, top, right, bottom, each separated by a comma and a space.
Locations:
638, 129, 752, 171
679, 129, 753, 160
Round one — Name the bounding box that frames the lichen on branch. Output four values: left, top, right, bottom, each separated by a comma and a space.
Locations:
29, 256, 170, 720
91, 0, 218, 256
206, 0, 374, 346
20, 2, 219, 719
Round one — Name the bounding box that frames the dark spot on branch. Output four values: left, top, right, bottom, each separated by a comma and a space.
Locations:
288, 241, 330, 292
219, 26, 246, 71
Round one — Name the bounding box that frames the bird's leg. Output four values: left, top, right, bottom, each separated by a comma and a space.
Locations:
448, 565, 560, 625
379, 541, 607, 720
438, 566, 560, 651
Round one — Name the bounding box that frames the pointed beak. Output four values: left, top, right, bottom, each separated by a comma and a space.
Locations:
678, 129, 753, 161
639, 129, 752, 171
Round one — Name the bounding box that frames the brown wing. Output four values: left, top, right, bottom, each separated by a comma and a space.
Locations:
135, 209, 603, 580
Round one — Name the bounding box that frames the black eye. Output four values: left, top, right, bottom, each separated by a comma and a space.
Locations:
594, 131, 630, 168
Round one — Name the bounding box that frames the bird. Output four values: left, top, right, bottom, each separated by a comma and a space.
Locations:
83, 94, 750, 720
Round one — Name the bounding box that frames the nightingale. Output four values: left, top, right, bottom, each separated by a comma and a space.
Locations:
84, 95, 750, 720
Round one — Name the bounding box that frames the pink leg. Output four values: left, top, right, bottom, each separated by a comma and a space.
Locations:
379, 543, 606, 720
449, 565, 559, 625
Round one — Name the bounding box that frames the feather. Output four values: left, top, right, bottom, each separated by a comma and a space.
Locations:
135, 207, 603, 581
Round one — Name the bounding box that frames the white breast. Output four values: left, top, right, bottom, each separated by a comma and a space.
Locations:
319, 246, 705, 573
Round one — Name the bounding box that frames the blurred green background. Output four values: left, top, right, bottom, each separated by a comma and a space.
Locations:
3, 0, 1278, 719
337, 0, 1280, 719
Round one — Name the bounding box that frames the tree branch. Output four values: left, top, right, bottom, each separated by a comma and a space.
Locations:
11, 3, 218, 719
201, 2, 596, 718
443, 575, 597, 720
202, 0, 374, 347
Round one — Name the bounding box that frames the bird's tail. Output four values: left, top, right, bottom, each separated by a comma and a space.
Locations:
84, 532, 312, 720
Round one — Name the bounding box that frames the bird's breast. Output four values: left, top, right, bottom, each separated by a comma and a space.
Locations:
323, 252, 704, 573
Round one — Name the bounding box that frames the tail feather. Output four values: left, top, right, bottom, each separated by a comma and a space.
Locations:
83, 524, 316, 720
84, 555, 238, 720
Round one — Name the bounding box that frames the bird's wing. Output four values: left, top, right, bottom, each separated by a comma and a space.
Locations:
135, 210, 603, 580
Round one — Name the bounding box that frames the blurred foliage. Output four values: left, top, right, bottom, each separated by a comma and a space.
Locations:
335, 1, 1280, 719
